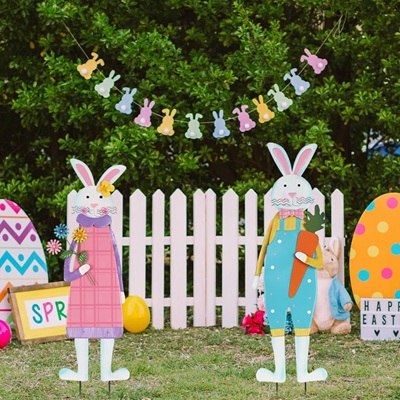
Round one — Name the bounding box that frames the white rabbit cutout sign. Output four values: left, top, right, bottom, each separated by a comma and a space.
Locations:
253, 143, 327, 388
60, 159, 129, 386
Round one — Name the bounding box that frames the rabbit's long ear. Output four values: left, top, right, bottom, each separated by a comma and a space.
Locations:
71, 159, 95, 187
97, 165, 127, 185
292, 144, 317, 176
329, 237, 340, 259
267, 143, 292, 175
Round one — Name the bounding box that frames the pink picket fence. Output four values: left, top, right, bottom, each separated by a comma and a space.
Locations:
67, 188, 344, 330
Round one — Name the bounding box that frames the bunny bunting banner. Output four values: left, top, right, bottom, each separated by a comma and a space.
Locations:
65, 16, 343, 139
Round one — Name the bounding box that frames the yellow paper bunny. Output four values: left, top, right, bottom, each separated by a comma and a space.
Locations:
252, 95, 275, 123
77, 52, 105, 79
157, 108, 177, 136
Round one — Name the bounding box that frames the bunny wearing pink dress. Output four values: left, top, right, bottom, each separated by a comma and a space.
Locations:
59, 159, 129, 384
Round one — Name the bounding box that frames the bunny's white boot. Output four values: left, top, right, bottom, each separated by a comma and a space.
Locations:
100, 339, 130, 381
256, 336, 286, 383
295, 336, 327, 382
59, 338, 89, 381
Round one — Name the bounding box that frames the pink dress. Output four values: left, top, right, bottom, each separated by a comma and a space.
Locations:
64, 214, 123, 338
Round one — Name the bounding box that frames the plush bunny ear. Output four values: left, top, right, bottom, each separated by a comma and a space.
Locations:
292, 144, 317, 176
97, 165, 126, 185
267, 142, 292, 176
70, 159, 95, 187
329, 237, 340, 259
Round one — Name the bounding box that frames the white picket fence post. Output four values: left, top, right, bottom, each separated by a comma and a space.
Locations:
67, 188, 345, 329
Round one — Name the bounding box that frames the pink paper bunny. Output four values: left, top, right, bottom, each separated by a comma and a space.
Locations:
232, 105, 256, 132
300, 49, 328, 74
134, 99, 155, 127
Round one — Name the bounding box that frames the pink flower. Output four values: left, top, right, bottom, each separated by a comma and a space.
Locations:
46, 239, 62, 255
247, 325, 266, 335
253, 310, 265, 326
241, 314, 253, 330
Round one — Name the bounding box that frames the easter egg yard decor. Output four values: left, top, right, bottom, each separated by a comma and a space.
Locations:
122, 295, 151, 334
0, 319, 12, 348
0, 199, 49, 325
350, 193, 400, 307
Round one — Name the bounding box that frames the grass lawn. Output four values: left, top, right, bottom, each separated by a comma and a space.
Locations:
1, 312, 400, 400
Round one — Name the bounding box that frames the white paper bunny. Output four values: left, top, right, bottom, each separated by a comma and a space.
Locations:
59, 159, 129, 385
253, 143, 327, 386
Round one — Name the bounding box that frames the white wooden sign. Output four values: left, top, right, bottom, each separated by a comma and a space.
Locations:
361, 298, 400, 340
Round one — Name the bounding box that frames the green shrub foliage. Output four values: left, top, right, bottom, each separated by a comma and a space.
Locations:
1, 1, 400, 280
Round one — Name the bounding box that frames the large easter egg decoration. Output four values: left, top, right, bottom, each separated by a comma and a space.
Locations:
0, 200, 48, 324
350, 193, 400, 308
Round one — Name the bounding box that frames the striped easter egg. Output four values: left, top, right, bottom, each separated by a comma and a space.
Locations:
0, 199, 48, 324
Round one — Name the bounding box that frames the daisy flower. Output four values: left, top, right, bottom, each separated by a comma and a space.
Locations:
97, 180, 115, 197
72, 227, 88, 243
46, 239, 62, 255
53, 223, 69, 239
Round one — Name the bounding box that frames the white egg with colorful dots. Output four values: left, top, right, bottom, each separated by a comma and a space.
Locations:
0, 199, 48, 324
350, 193, 400, 308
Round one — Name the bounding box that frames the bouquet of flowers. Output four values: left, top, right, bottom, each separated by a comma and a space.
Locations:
46, 223, 95, 285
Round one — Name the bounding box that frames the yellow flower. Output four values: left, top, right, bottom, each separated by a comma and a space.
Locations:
97, 180, 115, 197
72, 227, 88, 243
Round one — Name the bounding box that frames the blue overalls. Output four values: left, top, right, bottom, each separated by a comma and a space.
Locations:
264, 217, 317, 336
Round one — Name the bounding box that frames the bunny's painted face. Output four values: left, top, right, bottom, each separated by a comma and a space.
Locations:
73, 186, 116, 217
271, 175, 313, 210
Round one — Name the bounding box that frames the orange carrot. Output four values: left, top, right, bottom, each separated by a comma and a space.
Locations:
288, 205, 325, 298
288, 231, 319, 298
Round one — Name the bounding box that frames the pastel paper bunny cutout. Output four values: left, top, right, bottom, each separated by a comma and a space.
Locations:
283, 68, 310, 96
95, 70, 121, 98
267, 84, 293, 112
232, 105, 256, 132
134, 98, 155, 127
115, 87, 137, 114
252, 95, 275, 123
77, 52, 105, 79
300, 48, 328, 74
157, 108, 176, 136
254, 142, 327, 385
185, 113, 203, 139
212, 110, 230, 139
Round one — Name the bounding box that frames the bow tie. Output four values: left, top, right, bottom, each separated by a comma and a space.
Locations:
279, 209, 304, 219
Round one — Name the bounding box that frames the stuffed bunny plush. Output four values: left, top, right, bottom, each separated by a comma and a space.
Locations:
253, 142, 327, 386
311, 237, 353, 334
59, 159, 129, 384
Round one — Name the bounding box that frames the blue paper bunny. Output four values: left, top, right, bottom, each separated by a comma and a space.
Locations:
115, 87, 137, 114
283, 68, 310, 96
212, 110, 230, 139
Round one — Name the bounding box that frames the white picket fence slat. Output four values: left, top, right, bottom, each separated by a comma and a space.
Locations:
67, 187, 345, 329
151, 190, 165, 329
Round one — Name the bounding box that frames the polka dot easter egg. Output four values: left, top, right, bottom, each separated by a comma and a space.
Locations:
350, 193, 400, 308
0, 200, 48, 324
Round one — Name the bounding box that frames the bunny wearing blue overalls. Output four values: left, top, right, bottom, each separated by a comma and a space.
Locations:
253, 143, 327, 385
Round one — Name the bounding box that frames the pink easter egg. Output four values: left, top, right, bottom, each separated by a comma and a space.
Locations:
0, 319, 11, 348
